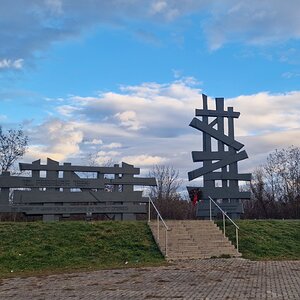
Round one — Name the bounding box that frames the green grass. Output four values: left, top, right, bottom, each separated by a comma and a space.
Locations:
1, 220, 299, 278
216, 220, 300, 260
0, 221, 165, 278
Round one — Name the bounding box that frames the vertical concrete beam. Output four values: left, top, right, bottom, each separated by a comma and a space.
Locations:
0, 172, 10, 205
43, 158, 59, 221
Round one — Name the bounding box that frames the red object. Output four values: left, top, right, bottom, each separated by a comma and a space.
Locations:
192, 193, 198, 206
189, 188, 202, 206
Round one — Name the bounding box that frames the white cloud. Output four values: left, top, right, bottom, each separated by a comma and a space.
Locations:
3, 0, 300, 69
239, 128, 300, 173
45, 0, 63, 14
58, 78, 202, 139
151, 1, 168, 14
122, 154, 166, 166
57, 105, 81, 117
206, 1, 300, 49
97, 150, 120, 157
149, 1, 180, 21
226, 91, 300, 136
84, 138, 103, 145
0, 1, 208, 67
0, 114, 7, 121
20, 78, 300, 183
114, 110, 142, 131
76, 120, 135, 139
242, 129, 300, 157
282, 72, 300, 79
0, 58, 24, 70
93, 156, 114, 166
92, 150, 120, 165
51, 80, 300, 173
102, 142, 122, 149
25, 119, 83, 162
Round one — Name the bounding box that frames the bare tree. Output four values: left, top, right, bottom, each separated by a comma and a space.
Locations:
86, 152, 114, 168
0, 126, 28, 173
147, 165, 197, 219
82, 151, 116, 192
245, 146, 300, 219
80, 152, 114, 179
265, 147, 300, 203
246, 167, 270, 218
149, 165, 182, 201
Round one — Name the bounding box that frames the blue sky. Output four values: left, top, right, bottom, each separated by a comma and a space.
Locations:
1, 0, 300, 183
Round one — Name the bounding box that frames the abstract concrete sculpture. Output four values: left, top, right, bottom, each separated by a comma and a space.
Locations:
0, 158, 156, 221
187, 94, 251, 218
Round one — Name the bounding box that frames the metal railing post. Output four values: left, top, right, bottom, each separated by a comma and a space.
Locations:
157, 214, 160, 241
236, 227, 239, 252
208, 196, 240, 252
148, 197, 151, 223
209, 198, 212, 221
147, 196, 169, 257
165, 229, 168, 257
223, 213, 226, 236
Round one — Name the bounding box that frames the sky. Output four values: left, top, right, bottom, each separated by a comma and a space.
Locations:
1, 0, 300, 187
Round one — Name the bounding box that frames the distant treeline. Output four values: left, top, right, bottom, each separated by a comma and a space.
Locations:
244, 146, 300, 219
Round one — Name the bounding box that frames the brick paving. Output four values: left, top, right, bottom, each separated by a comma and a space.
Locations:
0, 258, 299, 299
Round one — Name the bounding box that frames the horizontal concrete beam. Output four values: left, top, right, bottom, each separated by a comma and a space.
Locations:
187, 186, 251, 199
197, 202, 244, 216
0, 204, 147, 215
192, 151, 232, 161
0, 176, 157, 189
19, 161, 140, 175
195, 109, 240, 118
204, 172, 252, 181
13, 190, 148, 203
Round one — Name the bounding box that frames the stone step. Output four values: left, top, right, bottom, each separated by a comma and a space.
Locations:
149, 220, 241, 260
168, 247, 200, 251
167, 252, 240, 260
168, 242, 197, 247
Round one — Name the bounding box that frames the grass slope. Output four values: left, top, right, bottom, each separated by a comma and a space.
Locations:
218, 220, 300, 260
0, 221, 164, 277
1, 220, 299, 278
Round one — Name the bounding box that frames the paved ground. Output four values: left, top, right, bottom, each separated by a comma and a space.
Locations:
0, 258, 299, 299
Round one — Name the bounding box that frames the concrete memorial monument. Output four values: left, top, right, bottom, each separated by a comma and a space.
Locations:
187, 94, 251, 218
0, 158, 156, 221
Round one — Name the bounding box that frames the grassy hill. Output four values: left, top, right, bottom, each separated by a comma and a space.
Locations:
0, 221, 165, 278
0, 219, 299, 278
217, 220, 300, 260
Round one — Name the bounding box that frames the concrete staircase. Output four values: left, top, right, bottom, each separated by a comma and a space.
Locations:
149, 220, 241, 260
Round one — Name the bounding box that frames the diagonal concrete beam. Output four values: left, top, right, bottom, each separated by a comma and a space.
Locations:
189, 117, 244, 150
188, 150, 248, 181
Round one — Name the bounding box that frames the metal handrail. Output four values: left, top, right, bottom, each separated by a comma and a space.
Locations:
148, 196, 169, 257
208, 196, 240, 252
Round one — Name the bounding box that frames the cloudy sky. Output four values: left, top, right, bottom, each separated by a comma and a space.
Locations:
1, 0, 300, 185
